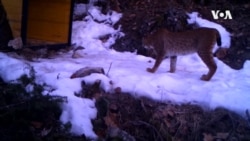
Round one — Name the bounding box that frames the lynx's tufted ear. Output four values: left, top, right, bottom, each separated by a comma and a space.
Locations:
214, 47, 228, 59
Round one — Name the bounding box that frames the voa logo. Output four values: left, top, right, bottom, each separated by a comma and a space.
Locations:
211, 10, 233, 20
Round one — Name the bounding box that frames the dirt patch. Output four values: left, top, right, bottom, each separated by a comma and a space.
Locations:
79, 81, 250, 141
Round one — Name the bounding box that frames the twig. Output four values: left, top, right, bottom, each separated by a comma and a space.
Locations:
57, 73, 60, 79
173, 122, 182, 140
246, 109, 250, 125
132, 120, 165, 141
0, 95, 67, 112
0, 101, 26, 110
106, 62, 113, 77
226, 112, 239, 140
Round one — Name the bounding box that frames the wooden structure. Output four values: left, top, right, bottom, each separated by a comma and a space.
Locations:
2, 0, 74, 47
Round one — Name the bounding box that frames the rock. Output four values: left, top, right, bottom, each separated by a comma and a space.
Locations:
72, 46, 85, 58
8, 37, 23, 50
70, 67, 105, 78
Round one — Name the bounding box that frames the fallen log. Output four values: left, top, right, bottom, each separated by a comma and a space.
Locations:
70, 67, 105, 79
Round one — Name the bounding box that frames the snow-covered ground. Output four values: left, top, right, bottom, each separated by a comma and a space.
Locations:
0, 6, 249, 139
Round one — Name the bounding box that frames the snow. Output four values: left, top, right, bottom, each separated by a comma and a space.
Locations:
0, 53, 31, 82
71, 6, 123, 50
74, 4, 88, 16
0, 7, 250, 139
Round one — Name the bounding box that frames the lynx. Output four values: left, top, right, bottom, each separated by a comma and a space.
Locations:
142, 27, 221, 81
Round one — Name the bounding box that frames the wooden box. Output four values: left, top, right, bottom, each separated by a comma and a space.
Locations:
2, 0, 74, 47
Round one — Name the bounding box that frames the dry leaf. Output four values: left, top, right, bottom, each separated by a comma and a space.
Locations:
203, 133, 214, 141
216, 132, 229, 139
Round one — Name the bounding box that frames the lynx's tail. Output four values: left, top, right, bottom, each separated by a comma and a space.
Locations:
216, 30, 221, 46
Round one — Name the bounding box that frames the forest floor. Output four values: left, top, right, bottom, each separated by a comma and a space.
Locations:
0, 46, 250, 141
88, 81, 250, 141
1, 1, 250, 140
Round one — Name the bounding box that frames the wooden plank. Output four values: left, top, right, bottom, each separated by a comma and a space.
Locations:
27, 0, 72, 44
4, 11, 21, 21
9, 22, 21, 37
27, 21, 69, 42
2, 0, 22, 7
29, 0, 71, 4
2, 0, 22, 21
2, 0, 22, 37
28, 2, 70, 22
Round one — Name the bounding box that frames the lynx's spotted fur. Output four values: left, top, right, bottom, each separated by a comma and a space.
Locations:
142, 27, 221, 81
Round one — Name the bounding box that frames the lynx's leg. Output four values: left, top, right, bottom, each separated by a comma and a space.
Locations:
147, 56, 164, 73
169, 56, 177, 73
197, 51, 217, 81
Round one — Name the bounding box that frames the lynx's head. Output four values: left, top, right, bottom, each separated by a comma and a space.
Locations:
142, 36, 153, 50
142, 35, 157, 58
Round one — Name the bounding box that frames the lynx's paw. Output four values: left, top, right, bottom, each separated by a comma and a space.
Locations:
200, 74, 211, 81
168, 69, 175, 73
147, 68, 155, 73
